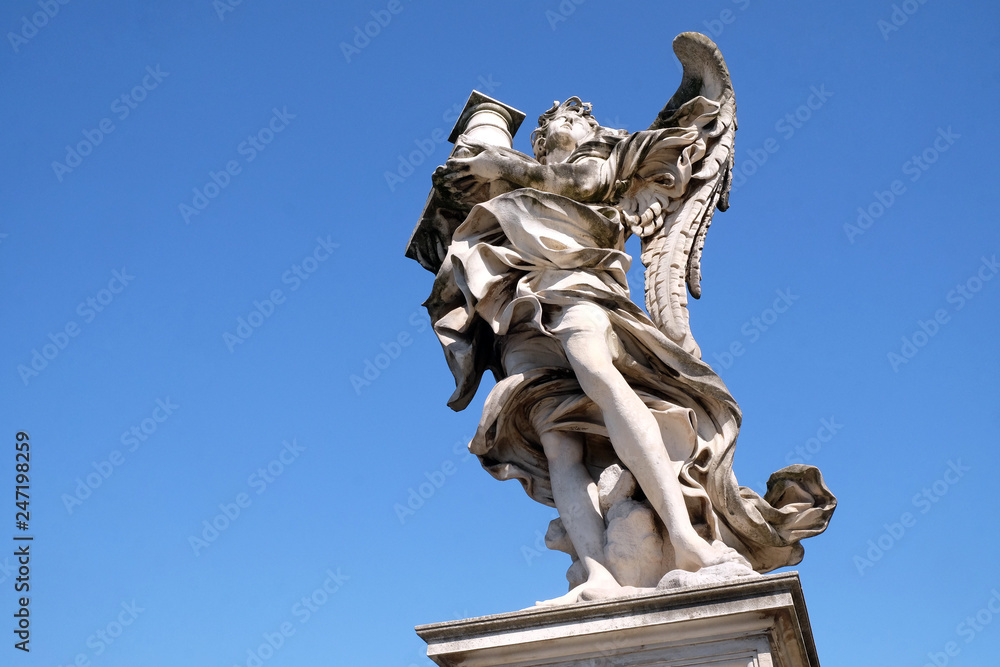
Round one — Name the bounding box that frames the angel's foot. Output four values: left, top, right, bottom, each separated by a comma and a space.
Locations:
535, 571, 638, 607
671, 535, 751, 573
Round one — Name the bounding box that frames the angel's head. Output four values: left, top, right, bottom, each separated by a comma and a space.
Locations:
531, 97, 600, 164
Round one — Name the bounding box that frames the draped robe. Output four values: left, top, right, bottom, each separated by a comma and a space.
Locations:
423, 129, 835, 573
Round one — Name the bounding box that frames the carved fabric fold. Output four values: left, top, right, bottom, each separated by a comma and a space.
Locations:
424, 181, 834, 576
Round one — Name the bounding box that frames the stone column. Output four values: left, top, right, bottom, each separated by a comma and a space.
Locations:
448, 91, 525, 199
405, 91, 526, 273
448, 90, 524, 149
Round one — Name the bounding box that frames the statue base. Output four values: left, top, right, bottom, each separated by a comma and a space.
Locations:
416, 571, 821, 666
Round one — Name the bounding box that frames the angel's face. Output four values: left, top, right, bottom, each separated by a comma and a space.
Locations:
543, 110, 593, 155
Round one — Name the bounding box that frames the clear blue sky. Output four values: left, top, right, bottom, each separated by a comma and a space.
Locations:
3, 1, 1000, 665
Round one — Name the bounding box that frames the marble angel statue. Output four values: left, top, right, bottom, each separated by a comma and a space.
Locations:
405, 32, 835, 605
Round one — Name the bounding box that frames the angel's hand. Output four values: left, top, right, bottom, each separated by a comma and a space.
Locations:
450, 143, 503, 181
432, 145, 504, 198
453, 134, 491, 155
432, 162, 476, 200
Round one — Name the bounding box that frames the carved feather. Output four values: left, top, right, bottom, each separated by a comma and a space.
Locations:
620, 32, 736, 358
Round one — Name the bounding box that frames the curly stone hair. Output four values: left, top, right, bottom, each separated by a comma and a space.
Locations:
530, 97, 601, 163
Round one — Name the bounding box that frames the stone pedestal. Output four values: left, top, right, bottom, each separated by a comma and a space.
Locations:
416, 572, 821, 666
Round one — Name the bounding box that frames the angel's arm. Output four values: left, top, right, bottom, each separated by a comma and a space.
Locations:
433, 140, 609, 202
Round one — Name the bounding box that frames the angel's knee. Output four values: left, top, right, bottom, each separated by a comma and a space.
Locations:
541, 431, 584, 468
556, 307, 614, 368
556, 302, 612, 340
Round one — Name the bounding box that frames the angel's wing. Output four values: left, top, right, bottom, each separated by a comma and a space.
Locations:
616, 32, 736, 358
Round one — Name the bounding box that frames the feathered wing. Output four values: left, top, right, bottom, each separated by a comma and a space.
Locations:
616, 32, 736, 358
615, 34, 837, 568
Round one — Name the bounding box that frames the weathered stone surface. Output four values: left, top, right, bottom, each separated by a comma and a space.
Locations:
605, 499, 665, 589
597, 464, 635, 516
416, 572, 822, 666
657, 559, 761, 590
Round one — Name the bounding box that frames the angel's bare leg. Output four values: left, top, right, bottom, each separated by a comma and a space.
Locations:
535, 431, 622, 606
500, 333, 626, 604
555, 302, 725, 572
